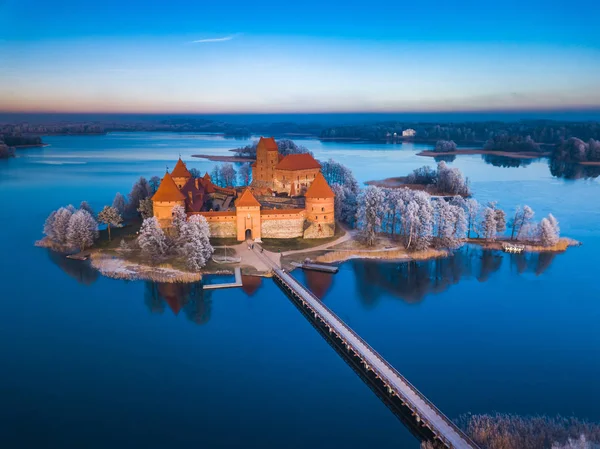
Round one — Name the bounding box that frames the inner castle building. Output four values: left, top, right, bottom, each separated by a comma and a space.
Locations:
152, 138, 335, 241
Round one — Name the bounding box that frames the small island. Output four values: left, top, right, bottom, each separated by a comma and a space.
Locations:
36, 137, 579, 284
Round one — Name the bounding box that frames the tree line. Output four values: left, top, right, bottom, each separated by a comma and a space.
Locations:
355, 186, 561, 249
320, 120, 600, 144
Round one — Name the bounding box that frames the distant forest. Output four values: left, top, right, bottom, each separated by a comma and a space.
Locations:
320, 120, 600, 145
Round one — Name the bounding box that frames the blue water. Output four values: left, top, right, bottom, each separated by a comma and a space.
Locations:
1, 132, 599, 448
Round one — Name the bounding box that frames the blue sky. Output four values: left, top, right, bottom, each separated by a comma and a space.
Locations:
1, 0, 599, 113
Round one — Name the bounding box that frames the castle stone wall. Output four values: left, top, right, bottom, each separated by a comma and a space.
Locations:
261, 216, 305, 238
303, 222, 335, 239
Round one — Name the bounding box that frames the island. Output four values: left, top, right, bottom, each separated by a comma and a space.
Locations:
35, 137, 579, 285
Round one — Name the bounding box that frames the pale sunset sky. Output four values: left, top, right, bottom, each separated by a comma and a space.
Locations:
1, 0, 599, 113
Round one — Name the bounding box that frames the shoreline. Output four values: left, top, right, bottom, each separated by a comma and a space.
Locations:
417, 149, 550, 159
192, 154, 255, 162
364, 176, 467, 196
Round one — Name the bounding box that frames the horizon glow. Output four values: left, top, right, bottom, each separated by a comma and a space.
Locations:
1, 0, 600, 114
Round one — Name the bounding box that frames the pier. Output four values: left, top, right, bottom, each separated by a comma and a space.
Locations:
290, 259, 339, 273
203, 267, 243, 290
254, 246, 479, 449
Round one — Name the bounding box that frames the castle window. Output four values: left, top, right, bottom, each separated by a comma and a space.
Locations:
324, 216, 327, 219
315, 215, 318, 220
321, 207, 325, 212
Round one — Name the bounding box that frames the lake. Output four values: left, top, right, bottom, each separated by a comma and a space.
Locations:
1, 132, 599, 448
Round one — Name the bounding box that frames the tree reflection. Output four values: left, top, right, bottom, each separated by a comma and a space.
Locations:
481, 154, 535, 168
47, 249, 99, 285
144, 282, 212, 325
549, 159, 600, 180
433, 154, 456, 163
350, 245, 559, 306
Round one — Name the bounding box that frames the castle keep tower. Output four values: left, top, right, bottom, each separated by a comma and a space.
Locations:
303, 172, 335, 238
152, 172, 186, 227
252, 137, 279, 185
171, 157, 192, 189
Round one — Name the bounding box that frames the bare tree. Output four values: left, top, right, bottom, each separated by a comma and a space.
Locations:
67, 210, 98, 251
510, 205, 535, 240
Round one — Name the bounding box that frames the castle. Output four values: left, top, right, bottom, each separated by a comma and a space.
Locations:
152, 137, 335, 241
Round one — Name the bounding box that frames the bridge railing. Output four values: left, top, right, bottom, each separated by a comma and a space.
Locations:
271, 266, 480, 449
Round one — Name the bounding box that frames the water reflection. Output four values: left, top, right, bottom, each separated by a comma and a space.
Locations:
481, 154, 535, 168
350, 246, 558, 306
433, 154, 456, 163
144, 282, 212, 325
549, 159, 600, 180
304, 270, 334, 299
47, 249, 99, 285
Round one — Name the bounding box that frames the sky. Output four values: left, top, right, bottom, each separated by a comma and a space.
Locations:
1, 0, 599, 114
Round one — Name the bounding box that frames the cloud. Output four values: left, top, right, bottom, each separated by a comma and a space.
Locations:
190, 34, 240, 44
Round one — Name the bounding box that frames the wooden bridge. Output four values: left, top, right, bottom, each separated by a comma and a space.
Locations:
254, 247, 479, 449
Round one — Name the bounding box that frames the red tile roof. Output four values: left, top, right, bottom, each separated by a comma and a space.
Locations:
257, 137, 278, 152
171, 158, 192, 178
235, 189, 261, 208
152, 172, 186, 202
305, 172, 335, 198
275, 153, 321, 171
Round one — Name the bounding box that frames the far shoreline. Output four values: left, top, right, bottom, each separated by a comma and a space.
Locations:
417, 148, 550, 159
192, 154, 254, 162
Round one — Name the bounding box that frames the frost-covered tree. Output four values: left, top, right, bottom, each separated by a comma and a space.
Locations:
276, 139, 312, 156
137, 217, 168, 258
434, 140, 457, 153
238, 163, 252, 186
128, 177, 152, 214
433, 199, 466, 249
67, 209, 98, 251
149, 175, 161, 193
321, 159, 360, 226
79, 201, 94, 216
112, 192, 127, 215
510, 205, 535, 240
137, 198, 154, 220
43, 210, 58, 242
401, 191, 434, 250
481, 207, 498, 240
97, 206, 123, 241
220, 163, 237, 187
487, 201, 506, 234
538, 214, 560, 247
53, 206, 75, 244
356, 186, 386, 246
171, 205, 188, 241
180, 215, 214, 271
436, 161, 471, 196
464, 198, 480, 238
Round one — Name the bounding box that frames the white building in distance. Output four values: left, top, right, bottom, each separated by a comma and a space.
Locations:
402, 128, 417, 137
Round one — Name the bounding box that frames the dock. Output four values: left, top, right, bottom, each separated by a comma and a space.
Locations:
254, 246, 479, 449
203, 267, 243, 290
290, 260, 339, 273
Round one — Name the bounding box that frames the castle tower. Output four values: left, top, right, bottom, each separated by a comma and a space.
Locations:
304, 172, 335, 238
171, 157, 192, 189
252, 137, 279, 186
235, 189, 261, 241
152, 172, 186, 227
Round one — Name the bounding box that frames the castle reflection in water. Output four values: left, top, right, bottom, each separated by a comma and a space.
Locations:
48, 245, 560, 319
